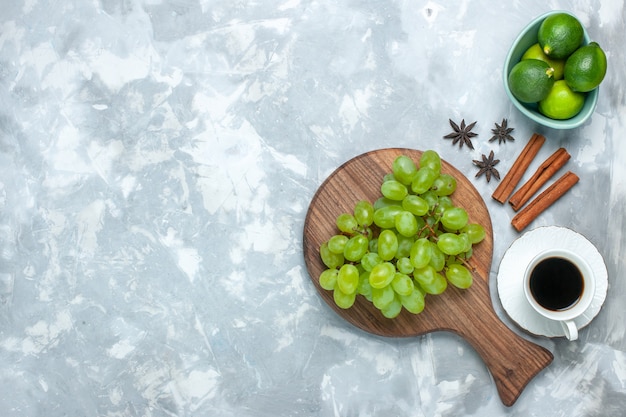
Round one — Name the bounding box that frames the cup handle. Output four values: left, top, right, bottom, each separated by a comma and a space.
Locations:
561, 320, 579, 341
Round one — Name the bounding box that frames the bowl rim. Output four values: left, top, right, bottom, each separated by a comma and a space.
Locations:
503, 10, 599, 129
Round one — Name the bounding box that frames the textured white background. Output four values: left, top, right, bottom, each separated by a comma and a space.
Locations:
1, 0, 625, 416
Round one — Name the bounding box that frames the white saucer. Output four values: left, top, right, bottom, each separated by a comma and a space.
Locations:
496, 226, 608, 338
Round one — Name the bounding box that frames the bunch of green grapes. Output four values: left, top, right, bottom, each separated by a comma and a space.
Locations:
318, 150, 486, 319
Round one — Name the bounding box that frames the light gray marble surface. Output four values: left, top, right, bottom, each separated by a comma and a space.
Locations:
1, 0, 625, 416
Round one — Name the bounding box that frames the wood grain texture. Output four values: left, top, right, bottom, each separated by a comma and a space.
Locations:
303, 148, 553, 406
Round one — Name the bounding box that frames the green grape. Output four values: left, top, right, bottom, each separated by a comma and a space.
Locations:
327, 234, 349, 254
410, 238, 431, 269
354, 200, 374, 227
438, 196, 453, 208
401, 290, 425, 314
462, 223, 486, 244
461, 246, 473, 260
445, 254, 460, 267
319, 268, 339, 290
428, 241, 446, 271
432, 203, 445, 219
361, 252, 382, 271
337, 264, 360, 294
395, 210, 418, 237
383, 173, 396, 182
445, 264, 473, 289
396, 257, 414, 275
391, 272, 414, 296
413, 281, 427, 296
458, 232, 471, 253
411, 167, 438, 194
441, 207, 469, 231
343, 234, 369, 262
368, 237, 378, 253
396, 234, 414, 258
369, 262, 396, 288
392, 155, 418, 185
378, 229, 398, 261
373, 197, 400, 210
373, 205, 403, 229
432, 174, 457, 196
402, 194, 429, 216
413, 265, 448, 295
333, 287, 356, 309
336, 213, 358, 234
437, 232, 465, 256
420, 190, 439, 210
372, 285, 395, 310
377, 229, 398, 261
320, 242, 344, 269
419, 150, 442, 175
381, 180, 408, 201
358, 271, 373, 298
381, 294, 403, 319
433, 196, 454, 218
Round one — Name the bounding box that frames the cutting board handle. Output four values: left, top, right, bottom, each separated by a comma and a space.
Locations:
458, 314, 554, 407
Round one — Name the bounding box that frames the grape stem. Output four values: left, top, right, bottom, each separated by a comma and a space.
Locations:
459, 257, 476, 272
353, 225, 372, 238
419, 222, 439, 240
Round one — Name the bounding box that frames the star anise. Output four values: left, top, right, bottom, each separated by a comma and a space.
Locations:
443, 119, 477, 149
489, 118, 515, 144
473, 150, 500, 183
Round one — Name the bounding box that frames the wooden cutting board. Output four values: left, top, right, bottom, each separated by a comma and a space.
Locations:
303, 148, 553, 407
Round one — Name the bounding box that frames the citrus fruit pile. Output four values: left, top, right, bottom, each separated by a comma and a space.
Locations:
508, 13, 607, 120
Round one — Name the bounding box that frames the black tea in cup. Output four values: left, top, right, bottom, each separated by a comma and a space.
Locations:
529, 256, 584, 311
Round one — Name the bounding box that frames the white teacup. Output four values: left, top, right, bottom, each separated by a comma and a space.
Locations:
523, 248, 595, 341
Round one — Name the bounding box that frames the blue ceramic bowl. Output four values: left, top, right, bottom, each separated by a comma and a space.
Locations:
503, 10, 598, 130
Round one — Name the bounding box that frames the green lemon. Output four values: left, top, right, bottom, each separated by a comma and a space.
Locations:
521, 43, 566, 80
508, 59, 555, 103
564, 42, 607, 92
538, 80, 585, 119
538, 13, 584, 59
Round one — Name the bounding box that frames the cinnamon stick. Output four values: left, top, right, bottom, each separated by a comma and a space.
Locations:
509, 148, 571, 211
511, 171, 579, 232
492, 133, 546, 204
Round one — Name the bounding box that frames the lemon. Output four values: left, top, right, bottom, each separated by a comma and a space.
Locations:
564, 42, 607, 92
538, 80, 585, 119
508, 59, 555, 103
538, 13, 584, 59
521, 43, 566, 80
